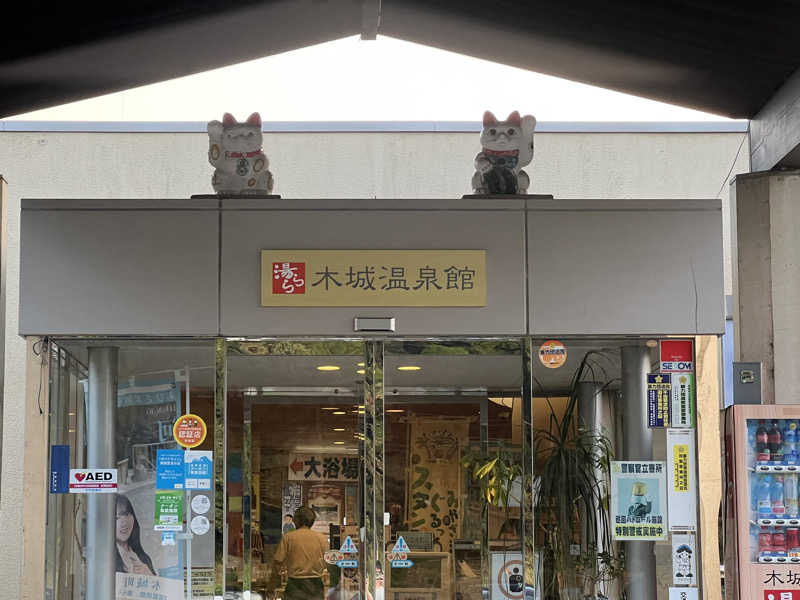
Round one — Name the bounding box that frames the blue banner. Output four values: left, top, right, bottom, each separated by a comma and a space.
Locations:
50, 445, 70, 493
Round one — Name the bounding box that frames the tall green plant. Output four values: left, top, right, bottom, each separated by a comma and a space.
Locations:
534, 352, 622, 600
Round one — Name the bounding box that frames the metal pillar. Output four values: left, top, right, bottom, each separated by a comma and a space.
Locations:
576, 382, 604, 553
620, 346, 656, 600
86, 347, 118, 600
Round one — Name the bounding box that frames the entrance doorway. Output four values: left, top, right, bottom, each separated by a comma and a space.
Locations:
225, 339, 530, 600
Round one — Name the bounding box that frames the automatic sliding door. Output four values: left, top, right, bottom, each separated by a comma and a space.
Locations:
225, 341, 367, 599
383, 340, 528, 600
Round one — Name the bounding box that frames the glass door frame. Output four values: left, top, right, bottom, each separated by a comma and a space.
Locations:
216, 337, 536, 599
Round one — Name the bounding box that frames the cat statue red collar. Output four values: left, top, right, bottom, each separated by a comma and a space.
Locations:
208, 112, 274, 195
471, 110, 536, 195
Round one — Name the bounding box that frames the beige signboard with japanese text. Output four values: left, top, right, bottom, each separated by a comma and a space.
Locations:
261, 250, 486, 307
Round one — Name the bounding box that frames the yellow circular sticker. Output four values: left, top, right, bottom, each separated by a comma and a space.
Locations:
173, 414, 207, 448
538, 340, 567, 369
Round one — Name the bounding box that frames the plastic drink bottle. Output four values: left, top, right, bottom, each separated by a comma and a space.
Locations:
748, 422, 758, 467
773, 475, 787, 517
759, 475, 774, 517
774, 527, 788, 554
757, 420, 771, 462
787, 421, 798, 465
787, 527, 800, 550
770, 421, 785, 464
759, 526, 773, 555
786, 473, 799, 517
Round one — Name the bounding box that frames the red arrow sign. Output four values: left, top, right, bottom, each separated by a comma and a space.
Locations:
290, 458, 304, 474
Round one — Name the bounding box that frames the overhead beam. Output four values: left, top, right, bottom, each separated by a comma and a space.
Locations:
361, 0, 381, 40
751, 67, 800, 171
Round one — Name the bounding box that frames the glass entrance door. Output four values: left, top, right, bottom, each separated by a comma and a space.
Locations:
224, 338, 533, 600
225, 341, 368, 599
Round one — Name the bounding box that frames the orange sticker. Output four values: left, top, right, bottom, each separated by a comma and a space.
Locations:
173, 414, 207, 448
538, 340, 567, 369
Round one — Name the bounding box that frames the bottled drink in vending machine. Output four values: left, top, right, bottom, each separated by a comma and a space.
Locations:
773, 475, 787, 517
748, 422, 758, 468
786, 421, 799, 465
770, 420, 785, 464
759, 526, 773, 555
786, 473, 799, 517
759, 475, 774, 517
773, 527, 788, 555
787, 527, 800, 551
757, 420, 771, 463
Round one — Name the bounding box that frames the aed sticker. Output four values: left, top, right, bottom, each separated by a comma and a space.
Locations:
173, 414, 207, 448
191, 494, 211, 515
68, 469, 117, 493
538, 340, 567, 369
190, 515, 210, 535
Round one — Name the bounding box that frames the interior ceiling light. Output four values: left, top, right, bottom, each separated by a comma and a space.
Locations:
333, 441, 345, 445
356, 369, 365, 375
321, 407, 340, 410
333, 427, 345, 432
397, 366, 422, 371
646, 339, 659, 348
357, 362, 365, 367
333, 411, 346, 415
243, 386, 258, 396
386, 409, 405, 413
317, 365, 341, 371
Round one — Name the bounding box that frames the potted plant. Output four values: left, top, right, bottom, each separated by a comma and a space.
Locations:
534, 352, 623, 600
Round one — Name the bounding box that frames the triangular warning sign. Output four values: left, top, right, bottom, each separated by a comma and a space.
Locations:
340, 536, 357, 554
392, 536, 410, 554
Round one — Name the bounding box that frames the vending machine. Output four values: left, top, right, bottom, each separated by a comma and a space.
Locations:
725, 404, 800, 600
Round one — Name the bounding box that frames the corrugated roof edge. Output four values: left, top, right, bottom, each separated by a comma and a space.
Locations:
0, 120, 748, 133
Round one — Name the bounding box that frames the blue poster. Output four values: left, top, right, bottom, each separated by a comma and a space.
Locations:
184, 450, 213, 491
647, 373, 671, 428
50, 445, 70, 493
156, 449, 185, 490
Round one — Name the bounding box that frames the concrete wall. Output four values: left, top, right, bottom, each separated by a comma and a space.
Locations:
732, 170, 800, 405
0, 123, 749, 597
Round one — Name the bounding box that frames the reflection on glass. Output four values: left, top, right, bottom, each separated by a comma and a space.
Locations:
384, 340, 524, 599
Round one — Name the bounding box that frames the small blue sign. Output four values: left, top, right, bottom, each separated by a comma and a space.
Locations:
50, 445, 70, 493
156, 449, 185, 490
184, 450, 213, 491
336, 560, 359, 568
340, 536, 358, 554
183, 450, 213, 491
647, 373, 671, 428
391, 560, 414, 568
161, 531, 177, 546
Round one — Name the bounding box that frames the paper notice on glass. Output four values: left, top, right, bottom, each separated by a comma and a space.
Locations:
610, 461, 667, 541
116, 573, 183, 600
668, 587, 698, 600
672, 533, 698, 586
667, 428, 698, 531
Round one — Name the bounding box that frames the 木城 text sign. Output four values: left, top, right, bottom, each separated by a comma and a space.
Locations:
261, 250, 486, 306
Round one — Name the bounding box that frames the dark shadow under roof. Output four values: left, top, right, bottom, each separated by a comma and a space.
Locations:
1, 0, 797, 119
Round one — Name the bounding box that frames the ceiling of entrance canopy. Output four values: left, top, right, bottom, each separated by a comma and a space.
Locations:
54, 338, 649, 397
1, 1, 798, 118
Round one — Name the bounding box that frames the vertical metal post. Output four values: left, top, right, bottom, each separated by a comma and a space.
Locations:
521, 338, 535, 598
242, 392, 252, 594
373, 342, 385, 581
184, 366, 192, 600
86, 346, 118, 600
620, 346, 656, 600
480, 395, 490, 598
363, 341, 379, 598
214, 339, 227, 597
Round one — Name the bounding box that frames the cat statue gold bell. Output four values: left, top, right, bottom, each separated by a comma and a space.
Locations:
208, 112, 274, 195
471, 110, 536, 195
